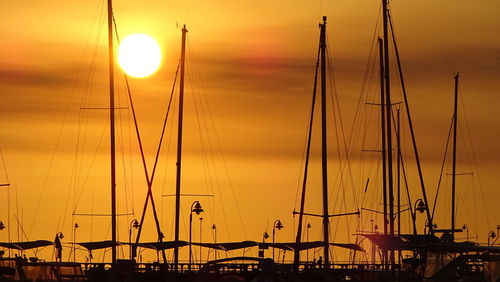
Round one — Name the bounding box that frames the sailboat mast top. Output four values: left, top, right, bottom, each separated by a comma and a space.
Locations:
107, 0, 117, 265
173, 25, 188, 271
320, 15, 330, 268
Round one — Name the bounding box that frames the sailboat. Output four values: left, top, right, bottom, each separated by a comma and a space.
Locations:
291, 15, 362, 271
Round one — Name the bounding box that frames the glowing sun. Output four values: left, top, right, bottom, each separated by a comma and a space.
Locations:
118, 34, 161, 78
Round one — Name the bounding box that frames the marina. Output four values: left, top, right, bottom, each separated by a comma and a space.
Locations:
1, 0, 500, 281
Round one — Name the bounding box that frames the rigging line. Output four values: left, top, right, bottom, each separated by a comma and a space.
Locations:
188, 52, 232, 242
126, 89, 135, 215
190, 54, 218, 224
348, 2, 382, 154
13, 215, 30, 244
1, 149, 12, 249
456, 105, 479, 231
161, 98, 177, 233
186, 54, 215, 222
294, 42, 320, 266
292, 5, 323, 214
164, 90, 179, 240
389, 105, 416, 234
293, 109, 310, 211
399, 145, 415, 234
187, 63, 214, 210
290, 49, 317, 213
112, 18, 172, 253
72, 119, 109, 213
65, 5, 107, 235
69, 0, 107, 238
325, 41, 356, 245
27, 0, 105, 240
147, 64, 179, 194
326, 37, 360, 210
388, 11, 433, 233
115, 69, 132, 220
0, 149, 10, 185
349, 13, 381, 217
74, 95, 109, 215
459, 91, 491, 231
358, 100, 378, 212
185, 46, 217, 224
111, 17, 151, 188
190, 46, 233, 238
187, 41, 224, 223
15, 186, 19, 242
187, 40, 245, 239
129, 60, 178, 245
431, 117, 454, 221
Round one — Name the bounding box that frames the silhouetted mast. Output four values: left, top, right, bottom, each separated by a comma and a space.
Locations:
320, 16, 330, 268
107, 0, 117, 264
451, 73, 459, 241
173, 25, 187, 271
397, 109, 401, 238
378, 37, 388, 243
382, 0, 395, 266
382, 0, 395, 241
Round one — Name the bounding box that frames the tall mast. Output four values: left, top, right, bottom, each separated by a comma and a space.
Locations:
382, 0, 395, 265
107, 0, 117, 264
451, 73, 459, 241
319, 16, 330, 268
378, 38, 388, 240
397, 109, 401, 238
173, 25, 187, 271
378, 37, 389, 267
397, 108, 401, 264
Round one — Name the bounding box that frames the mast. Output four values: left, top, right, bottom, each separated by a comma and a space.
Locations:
397, 108, 401, 264
451, 73, 459, 241
378, 37, 388, 267
397, 109, 401, 238
107, 0, 117, 264
382, 0, 394, 237
378, 37, 388, 239
173, 25, 187, 271
319, 16, 330, 268
382, 0, 395, 265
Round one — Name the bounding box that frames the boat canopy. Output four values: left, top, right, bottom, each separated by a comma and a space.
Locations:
72, 240, 363, 252
260, 241, 364, 252
191, 241, 258, 251
363, 234, 500, 253
0, 240, 53, 250
77, 240, 121, 251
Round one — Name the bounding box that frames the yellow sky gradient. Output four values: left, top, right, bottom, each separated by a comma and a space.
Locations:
0, 0, 499, 263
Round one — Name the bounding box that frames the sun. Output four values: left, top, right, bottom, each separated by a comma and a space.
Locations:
118, 34, 161, 78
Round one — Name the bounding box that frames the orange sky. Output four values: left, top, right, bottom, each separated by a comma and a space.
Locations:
0, 0, 499, 263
